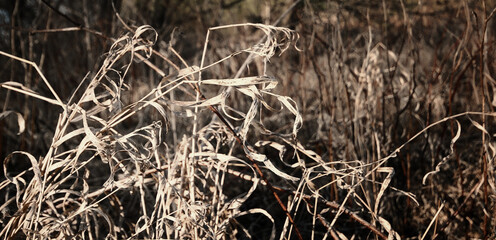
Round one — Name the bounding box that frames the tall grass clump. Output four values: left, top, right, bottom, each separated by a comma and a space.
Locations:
0, 22, 304, 239
0, 14, 408, 239
1, 0, 496, 239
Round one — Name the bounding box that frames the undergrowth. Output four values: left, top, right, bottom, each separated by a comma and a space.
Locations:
1, 0, 496, 239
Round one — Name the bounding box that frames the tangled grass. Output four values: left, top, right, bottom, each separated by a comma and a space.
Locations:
0, 22, 333, 239
1, 1, 496, 239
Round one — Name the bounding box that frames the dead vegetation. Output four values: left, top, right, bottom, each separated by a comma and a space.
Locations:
1, 0, 496, 239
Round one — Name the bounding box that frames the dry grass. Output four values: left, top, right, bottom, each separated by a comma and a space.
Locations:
1, 0, 496, 239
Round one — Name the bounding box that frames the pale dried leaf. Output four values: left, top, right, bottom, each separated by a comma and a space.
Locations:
0, 111, 25, 134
